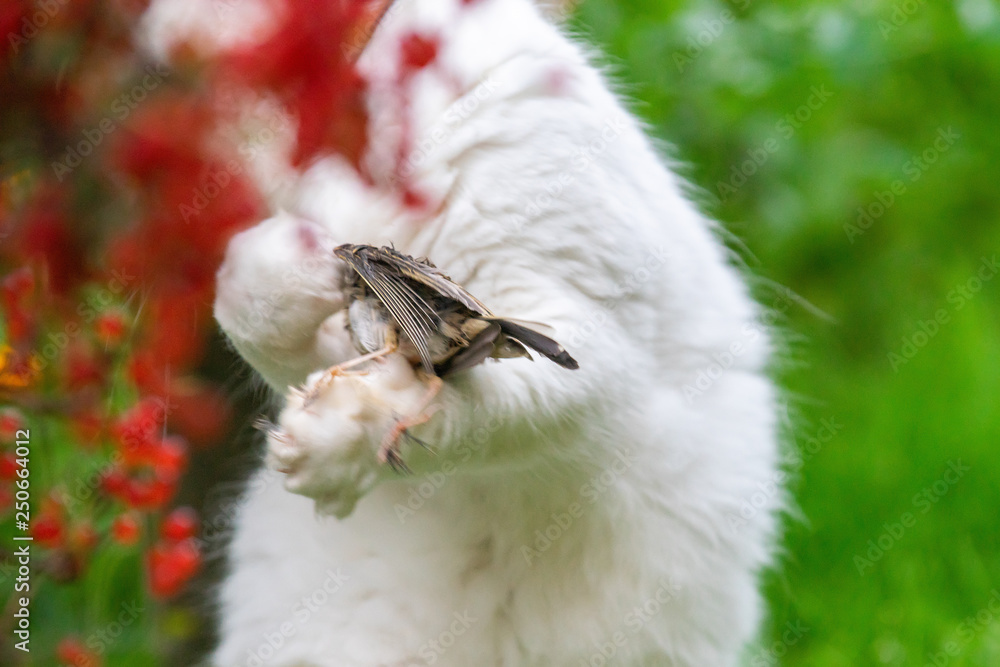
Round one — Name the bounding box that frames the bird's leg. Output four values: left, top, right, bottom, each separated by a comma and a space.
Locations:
378, 374, 444, 472
299, 344, 397, 407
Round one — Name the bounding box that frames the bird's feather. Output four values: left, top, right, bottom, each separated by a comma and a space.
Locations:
493, 319, 579, 370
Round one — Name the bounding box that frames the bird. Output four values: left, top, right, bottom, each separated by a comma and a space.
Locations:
300, 243, 579, 469
335, 243, 578, 375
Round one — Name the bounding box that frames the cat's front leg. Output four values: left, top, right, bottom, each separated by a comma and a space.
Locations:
214, 211, 356, 391
266, 354, 432, 517
268, 308, 600, 518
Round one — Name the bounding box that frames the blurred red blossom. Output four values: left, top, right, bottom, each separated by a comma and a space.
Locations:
0, 452, 19, 481
223, 0, 375, 168
0, 0, 414, 660
31, 500, 66, 548
147, 537, 201, 598
111, 512, 142, 545
160, 506, 198, 542
56, 636, 103, 667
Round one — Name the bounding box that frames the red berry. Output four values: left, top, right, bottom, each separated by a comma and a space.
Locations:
161, 507, 198, 542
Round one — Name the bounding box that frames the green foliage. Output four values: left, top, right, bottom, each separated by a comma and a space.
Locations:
570, 0, 1000, 664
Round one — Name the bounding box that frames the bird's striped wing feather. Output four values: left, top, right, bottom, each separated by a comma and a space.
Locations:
374, 247, 493, 316
339, 249, 440, 373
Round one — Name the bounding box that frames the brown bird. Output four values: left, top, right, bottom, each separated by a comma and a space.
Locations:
302, 243, 578, 469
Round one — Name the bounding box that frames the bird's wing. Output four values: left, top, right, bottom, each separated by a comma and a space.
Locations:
380, 249, 579, 370
337, 246, 439, 373
375, 246, 493, 316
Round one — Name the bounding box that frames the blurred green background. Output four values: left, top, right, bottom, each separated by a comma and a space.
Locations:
568, 0, 1000, 664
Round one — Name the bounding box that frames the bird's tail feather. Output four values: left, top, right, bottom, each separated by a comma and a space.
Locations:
494, 319, 579, 370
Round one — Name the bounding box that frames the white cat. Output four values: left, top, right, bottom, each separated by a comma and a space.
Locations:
154, 0, 783, 664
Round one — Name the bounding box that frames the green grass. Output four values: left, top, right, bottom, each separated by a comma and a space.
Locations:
572, 1, 1000, 664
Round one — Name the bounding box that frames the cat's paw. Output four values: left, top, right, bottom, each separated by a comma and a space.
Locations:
266, 354, 430, 518
215, 212, 353, 389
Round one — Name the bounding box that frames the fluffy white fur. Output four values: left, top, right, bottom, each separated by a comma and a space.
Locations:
150, 0, 782, 664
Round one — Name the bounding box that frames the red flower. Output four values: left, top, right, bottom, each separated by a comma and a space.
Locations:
107, 98, 264, 320
106, 400, 189, 509
147, 538, 201, 598
111, 513, 142, 546
111, 99, 210, 184
124, 477, 176, 510
127, 352, 169, 396
56, 636, 102, 667
152, 436, 187, 482
94, 310, 128, 348
101, 465, 129, 496
65, 344, 107, 391
0, 452, 19, 480
142, 288, 212, 368
160, 507, 198, 542
112, 397, 166, 454
223, 0, 371, 167
32, 511, 64, 548
15, 195, 85, 295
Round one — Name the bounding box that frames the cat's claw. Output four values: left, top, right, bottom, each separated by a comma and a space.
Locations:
378, 404, 442, 470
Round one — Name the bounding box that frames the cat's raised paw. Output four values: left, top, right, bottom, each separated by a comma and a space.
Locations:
266, 354, 430, 518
